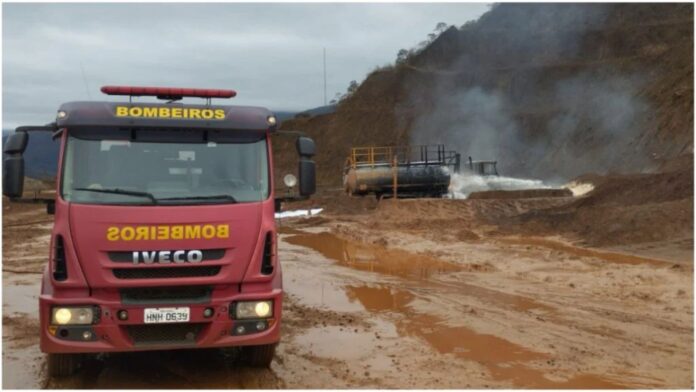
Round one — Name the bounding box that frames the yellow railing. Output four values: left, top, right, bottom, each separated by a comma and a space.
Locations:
348, 146, 416, 168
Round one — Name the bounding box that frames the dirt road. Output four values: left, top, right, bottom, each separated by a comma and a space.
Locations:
2, 199, 693, 388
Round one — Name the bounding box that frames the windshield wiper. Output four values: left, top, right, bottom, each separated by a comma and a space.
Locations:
73, 187, 157, 204
157, 195, 238, 204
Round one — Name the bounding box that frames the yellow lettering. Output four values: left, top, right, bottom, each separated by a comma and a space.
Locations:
157, 226, 169, 240
121, 227, 135, 241
143, 107, 158, 117
158, 108, 171, 118
106, 227, 120, 241
216, 224, 229, 238
171, 225, 183, 240
115, 106, 228, 120
185, 225, 200, 239
135, 226, 149, 240
107, 224, 230, 241
202, 225, 216, 239
129, 107, 143, 117
115, 107, 128, 117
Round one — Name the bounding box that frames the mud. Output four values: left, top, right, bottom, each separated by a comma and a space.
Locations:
285, 231, 464, 281
2, 199, 693, 389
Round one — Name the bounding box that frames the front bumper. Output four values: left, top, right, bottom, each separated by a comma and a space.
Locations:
39, 287, 282, 354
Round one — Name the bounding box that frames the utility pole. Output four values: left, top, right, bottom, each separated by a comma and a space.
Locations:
323, 47, 327, 106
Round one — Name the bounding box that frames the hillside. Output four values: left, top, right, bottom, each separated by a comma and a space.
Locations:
278, 3, 693, 187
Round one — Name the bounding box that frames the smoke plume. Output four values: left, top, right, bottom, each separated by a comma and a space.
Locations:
405, 4, 654, 182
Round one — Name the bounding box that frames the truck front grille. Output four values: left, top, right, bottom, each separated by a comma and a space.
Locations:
120, 286, 212, 305
113, 266, 221, 279
108, 249, 225, 262
126, 323, 204, 346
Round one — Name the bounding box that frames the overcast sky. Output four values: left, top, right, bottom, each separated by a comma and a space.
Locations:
2, 3, 489, 130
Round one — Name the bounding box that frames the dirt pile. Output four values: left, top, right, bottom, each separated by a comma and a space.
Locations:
505, 155, 694, 248
318, 154, 692, 255
277, 3, 693, 187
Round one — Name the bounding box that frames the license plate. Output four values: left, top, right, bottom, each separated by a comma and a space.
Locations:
143, 307, 190, 324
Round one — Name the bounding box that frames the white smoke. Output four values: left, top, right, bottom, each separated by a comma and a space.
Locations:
448, 173, 552, 199
403, 5, 652, 182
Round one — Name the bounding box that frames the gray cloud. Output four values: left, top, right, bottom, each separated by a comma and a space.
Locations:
2, 2, 488, 129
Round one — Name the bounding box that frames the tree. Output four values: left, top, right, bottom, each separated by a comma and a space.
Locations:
435, 22, 448, 33
346, 80, 358, 95
396, 49, 409, 64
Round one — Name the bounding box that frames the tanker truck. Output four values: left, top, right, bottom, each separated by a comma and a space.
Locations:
3, 85, 316, 376
342, 145, 460, 198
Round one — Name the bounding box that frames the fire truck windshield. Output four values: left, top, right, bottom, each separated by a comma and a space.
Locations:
60, 128, 269, 205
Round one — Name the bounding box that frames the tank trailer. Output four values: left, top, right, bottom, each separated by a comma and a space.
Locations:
342, 144, 498, 199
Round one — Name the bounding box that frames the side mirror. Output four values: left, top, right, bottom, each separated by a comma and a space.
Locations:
273, 132, 316, 201
3, 155, 25, 198
4, 132, 28, 154
296, 136, 316, 157
3, 132, 28, 199
299, 158, 316, 197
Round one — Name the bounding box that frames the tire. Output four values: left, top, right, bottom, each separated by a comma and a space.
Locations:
241, 343, 276, 368
47, 353, 82, 377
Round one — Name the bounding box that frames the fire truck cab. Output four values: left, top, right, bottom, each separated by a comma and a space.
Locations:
2, 86, 316, 376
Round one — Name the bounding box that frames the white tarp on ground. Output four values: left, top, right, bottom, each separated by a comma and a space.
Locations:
275, 208, 324, 219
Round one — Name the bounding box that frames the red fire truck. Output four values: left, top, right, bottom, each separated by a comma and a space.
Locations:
3, 86, 316, 376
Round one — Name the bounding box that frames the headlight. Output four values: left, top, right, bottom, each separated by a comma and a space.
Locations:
51, 306, 96, 325
234, 300, 273, 319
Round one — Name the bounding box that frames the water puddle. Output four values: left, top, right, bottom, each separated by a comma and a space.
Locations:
285, 232, 463, 281
499, 237, 671, 267
345, 285, 415, 313
287, 231, 552, 314
345, 284, 632, 388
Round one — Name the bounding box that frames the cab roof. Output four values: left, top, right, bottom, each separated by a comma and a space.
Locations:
55, 101, 276, 131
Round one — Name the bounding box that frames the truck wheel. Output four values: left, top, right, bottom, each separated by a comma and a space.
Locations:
241, 343, 276, 368
47, 353, 82, 377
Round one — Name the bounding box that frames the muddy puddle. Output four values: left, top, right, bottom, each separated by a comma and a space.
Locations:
284, 232, 464, 281
286, 231, 552, 314
285, 231, 636, 388
345, 284, 632, 389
